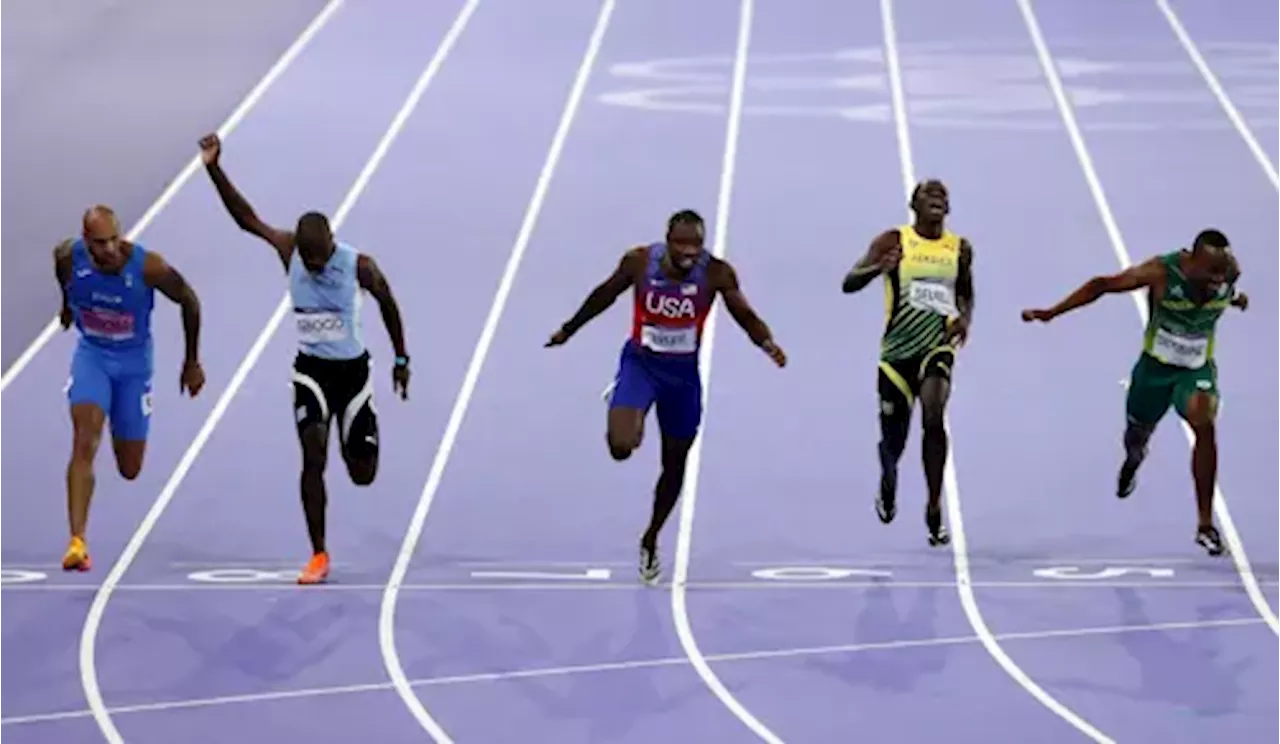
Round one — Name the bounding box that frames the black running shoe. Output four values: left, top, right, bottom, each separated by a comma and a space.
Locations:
1195, 525, 1225, 557
1117, 459, 1140, 499
876, 466, 898, 524
926, 507, 950, 546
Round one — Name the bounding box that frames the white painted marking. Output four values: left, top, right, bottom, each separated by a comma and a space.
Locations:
669, 1, 781, 742
881, 1, 1113, 742
0, 0, 347, 390
0, 569, 48, 585
1155, 0, 1279, 188
187, 568, 296, 584
7, 615, 1262, 727
76, 4, 482, 742
1016, 0, 1279, 636
1033, 566, 1176, 580
469, 569, 611, 581
751, 566, 893, 581
377, 4, 613, 744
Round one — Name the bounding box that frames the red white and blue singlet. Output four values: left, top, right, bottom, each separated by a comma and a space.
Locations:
629, 243, 713, 357
609, 243, 713, 439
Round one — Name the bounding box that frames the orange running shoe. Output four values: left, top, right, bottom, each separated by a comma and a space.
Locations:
297, 552, 330, 584
62, 536, 91, 572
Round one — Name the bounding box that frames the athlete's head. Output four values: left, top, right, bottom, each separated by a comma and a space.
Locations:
910, 179, 949, 223
666, 209, 706, 272
295, 211, 335, 273
82, 205, 127, 272
1187, 228, 1232, 294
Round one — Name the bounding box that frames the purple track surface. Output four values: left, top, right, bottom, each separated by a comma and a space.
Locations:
2, 0, 1276, 742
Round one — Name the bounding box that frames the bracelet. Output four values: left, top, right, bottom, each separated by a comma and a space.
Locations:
394, 355, 410, 367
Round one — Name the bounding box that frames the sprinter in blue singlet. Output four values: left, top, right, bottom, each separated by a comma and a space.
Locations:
547, 210, 787, 584
57, 205, 205, 571
200, 132, 413, 585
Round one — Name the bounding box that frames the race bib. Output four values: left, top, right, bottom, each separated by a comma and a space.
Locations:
296, 311, 349, 345
1151, 327, 1208, 368
80, 308, 136, 341
640, 325, 698, 353
906, 279, 957, 317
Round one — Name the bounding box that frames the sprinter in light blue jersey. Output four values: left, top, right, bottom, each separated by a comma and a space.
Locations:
200, 133, 411, 585
56, 205, 205, 572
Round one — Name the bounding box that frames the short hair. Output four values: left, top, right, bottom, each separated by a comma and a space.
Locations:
910, 178, 945, 203
295, 211, 331, 249
1192, 228, 1229, 252
667, 209, 704, 234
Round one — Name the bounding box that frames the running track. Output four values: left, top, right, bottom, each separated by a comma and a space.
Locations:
2, 0, 1276, 742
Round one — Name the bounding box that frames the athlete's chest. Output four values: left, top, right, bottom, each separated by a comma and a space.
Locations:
636, 274, 710, 322
899, 238, 959, 279
292, 264, 357, 308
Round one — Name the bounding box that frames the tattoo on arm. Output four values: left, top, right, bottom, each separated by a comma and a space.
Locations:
715, 259, 774, 347
357, 254, 408, 358
144, 252, 201, 362
560, 249, 640, 337
203, 162, 294, 270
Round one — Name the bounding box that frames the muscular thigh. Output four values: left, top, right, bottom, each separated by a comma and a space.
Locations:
608, 343, 658, 441
1126, 354, 1178, 426
1172, 360, 1218, 423
653, 363, 702, 441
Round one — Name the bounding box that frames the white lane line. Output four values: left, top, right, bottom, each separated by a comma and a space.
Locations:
1016, 0, 1280, 636
882, 0, 1113, 741
0, 0, 347, 390
10, 615, 1261, 728
669, 0, 782, 742
76, 3, 484, 742
376, 3, 617, 743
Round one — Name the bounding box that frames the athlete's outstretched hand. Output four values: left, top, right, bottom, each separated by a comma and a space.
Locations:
761, 339, 787, 367
181, 359, 206, 397
1231, 291, 1249, 311
545, 328, 570, 347
1021, 308, 1054, 323
60, 305, 73, 331
945, 316, 970, 346
198, 133, 221, 165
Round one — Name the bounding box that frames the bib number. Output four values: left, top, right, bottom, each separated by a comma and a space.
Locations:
296, 311, 348, 345
1151, 328, 1208, 368
80, 308, 136, 341
640, 325, 697, 353
906, 279, 957, 317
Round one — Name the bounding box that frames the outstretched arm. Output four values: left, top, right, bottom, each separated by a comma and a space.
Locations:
547, 248, 643, 345
198, 134, 294, 270
1023, 257, 1164, 322
842, 229, 900, 294
54, 239, 74, 329
712, 258, 786, 367
1227, 253, 1248, 310
143, 251, 201, 364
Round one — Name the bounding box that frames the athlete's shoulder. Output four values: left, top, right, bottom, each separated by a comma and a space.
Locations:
706, 254, 740, 287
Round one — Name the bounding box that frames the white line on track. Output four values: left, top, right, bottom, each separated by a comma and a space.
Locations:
880, 0, 1114, 741
0, 0, 347, 390
377, 3, 616, 743
6, 578, 1273, 592
667, 0, 783, 742
7, 615, 1262, 728
1016, 0, 1280, 636
75, 3, 483, 742
1154, 0, 1279, 188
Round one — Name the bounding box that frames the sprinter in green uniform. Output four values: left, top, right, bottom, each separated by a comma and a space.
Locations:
1021, 229, 1247, 556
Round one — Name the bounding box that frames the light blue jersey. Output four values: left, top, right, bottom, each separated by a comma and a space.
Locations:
289, 241, 365, 360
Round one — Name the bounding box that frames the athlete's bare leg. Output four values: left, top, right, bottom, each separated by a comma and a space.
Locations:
919, 375, 951, 546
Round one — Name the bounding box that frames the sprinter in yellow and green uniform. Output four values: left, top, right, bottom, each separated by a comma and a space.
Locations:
1022, 229, 1247, 556
843, 179, 974, 547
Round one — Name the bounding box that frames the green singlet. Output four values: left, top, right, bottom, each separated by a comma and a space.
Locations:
1126, 250, 1235, 426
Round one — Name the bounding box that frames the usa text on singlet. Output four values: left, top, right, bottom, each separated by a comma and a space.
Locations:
289, 242, 366, 361
630, 243, 713, 356
880, 224, 961, 362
